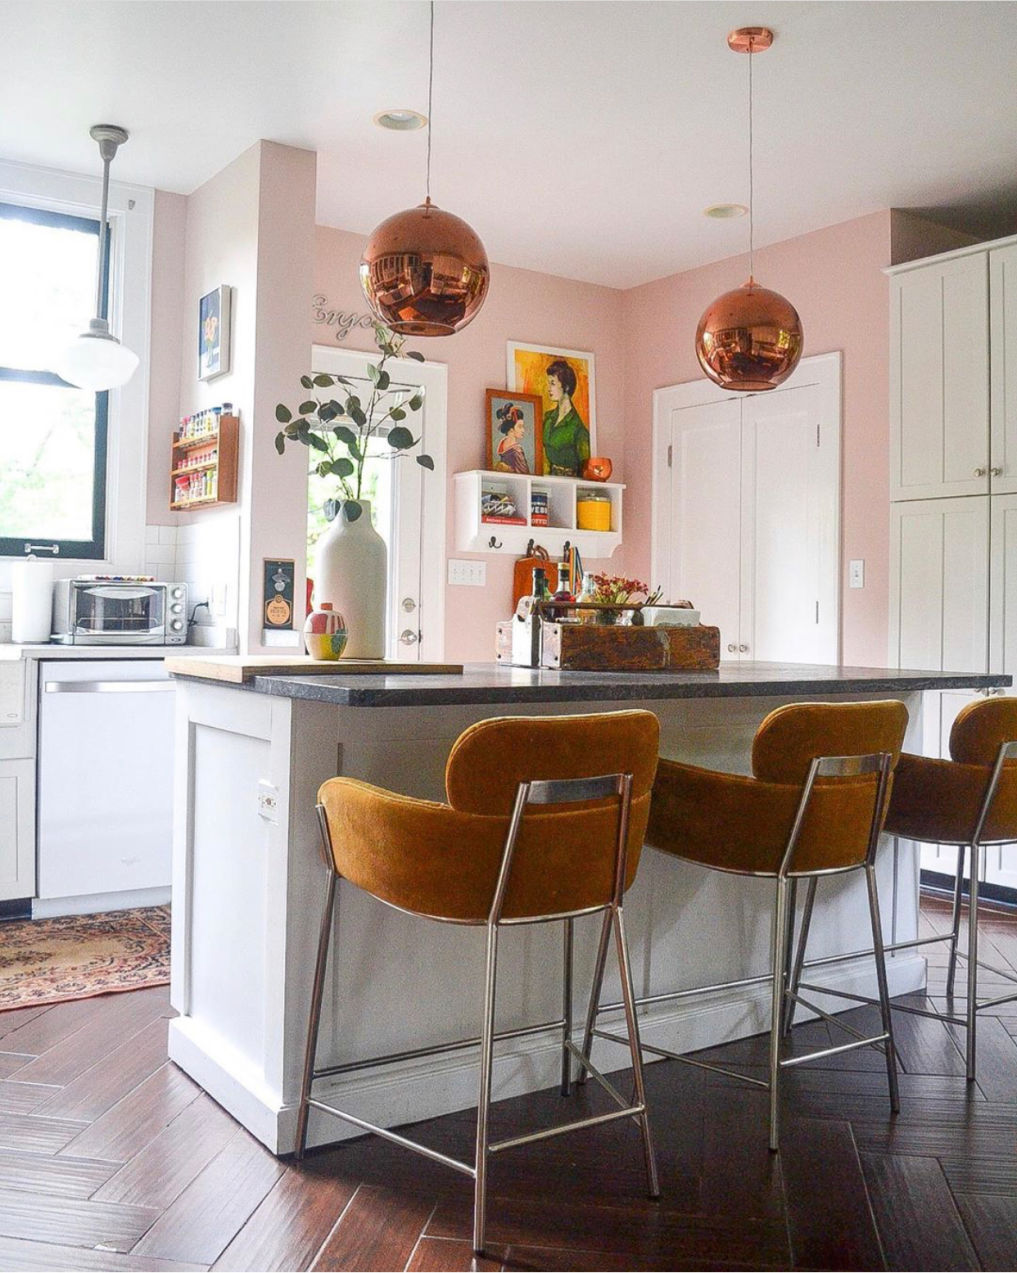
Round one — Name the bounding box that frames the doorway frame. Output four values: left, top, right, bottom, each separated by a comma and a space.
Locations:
651, 350, 843, 661
310, 344, 448, 662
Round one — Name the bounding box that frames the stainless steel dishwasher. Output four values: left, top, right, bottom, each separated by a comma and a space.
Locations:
36, 659, 175, 912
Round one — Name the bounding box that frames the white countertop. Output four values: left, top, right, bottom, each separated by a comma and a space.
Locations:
0, 643, 237, 660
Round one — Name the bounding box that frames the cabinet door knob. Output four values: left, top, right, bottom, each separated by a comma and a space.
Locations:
399, 629, 419, 646
738, 644, 749, 652
991, 466, 1003, 477
974, 467, 988, 477
727, 643, 737, 652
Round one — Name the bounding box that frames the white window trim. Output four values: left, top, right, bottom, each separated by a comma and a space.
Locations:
0, 157, 153, 580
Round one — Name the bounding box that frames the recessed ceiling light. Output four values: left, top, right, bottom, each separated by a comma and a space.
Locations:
704, 203, 749, 219
374, 109, 428, 131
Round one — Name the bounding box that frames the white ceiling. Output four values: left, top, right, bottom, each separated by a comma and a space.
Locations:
1, 0, 1016, 289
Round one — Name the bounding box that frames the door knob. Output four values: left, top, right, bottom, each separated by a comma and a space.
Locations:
727, 643, 737, 652
738, 644, 749, 653
401, 597, 417, 612
991, 466, 1003, 477
399, 629, 419, 646
974, 467, 988, 477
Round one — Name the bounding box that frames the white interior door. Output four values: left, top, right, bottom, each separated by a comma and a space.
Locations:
310, 346, 447, 661
652, 352, 841, 664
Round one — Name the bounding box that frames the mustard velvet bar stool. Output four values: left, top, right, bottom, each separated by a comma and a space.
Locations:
849, 696, 1017, 1081
583, 700, 908, 1152
295, 711, 661, 1256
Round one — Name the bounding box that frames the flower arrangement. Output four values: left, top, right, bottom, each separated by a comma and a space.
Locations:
588, 575, 663, 606
273, 323, 432, 524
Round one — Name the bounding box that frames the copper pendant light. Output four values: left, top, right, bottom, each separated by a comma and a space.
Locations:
695, 28, 803, 391
360, 2, 489, 336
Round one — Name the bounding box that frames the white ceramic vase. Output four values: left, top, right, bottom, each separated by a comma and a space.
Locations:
313, 500, 387, 659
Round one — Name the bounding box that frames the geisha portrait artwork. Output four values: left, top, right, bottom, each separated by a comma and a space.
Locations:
198, 285, 232, 381
507, 342, 596, 477
485, 389, 544, 475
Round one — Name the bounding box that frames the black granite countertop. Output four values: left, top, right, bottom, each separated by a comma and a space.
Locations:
222, 662, 1011, 708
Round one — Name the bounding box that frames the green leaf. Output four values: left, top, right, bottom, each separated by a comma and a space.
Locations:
316, 459, 331, 477
274, 432, 286, 455
318, 402, 338, 423
306, 432, 329, 453
349, 406, 367, 428
334, 424, 357, 445
275, 403, 292, 424
376, 369, 391, 391
405, 350, 425, 362
347, 395, 361, 411
348, 439, 362, 460
416, 453, 435, 470
332, 457, 355, 478
407, 393, 423, 411
283, 422, 301, 438
367, 363, 381, 384
299, 400, 317, 415
344, 499, 363, 522
334, 375, 354, 386
387, 426, 415, 450
323, 498, 339, 522
300, 374, 314, 389
312, 374, 333, 387
389, 406, 406, 422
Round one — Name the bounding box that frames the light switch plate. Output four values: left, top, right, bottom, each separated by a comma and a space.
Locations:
849, 559, 865, 589
448, 559, 487, 587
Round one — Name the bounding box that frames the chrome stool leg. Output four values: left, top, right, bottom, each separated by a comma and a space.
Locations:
613, 904, 659, 1198
966, 847, 981, 1082
577, 909, 612, 1085
865, 861, 900, 1113
945, 845, 968, 998
561, 918, 574, 1096
473, 919, 500, 1255
768, 877, 792, 1152
783, 877, 816, 1037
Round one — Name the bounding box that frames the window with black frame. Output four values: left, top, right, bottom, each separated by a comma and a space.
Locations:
0, 201, 109, 559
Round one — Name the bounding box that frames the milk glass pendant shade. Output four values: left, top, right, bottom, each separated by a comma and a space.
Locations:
54, 125, 139, 391
695, 29, 803, 392
360, 2, 489, 336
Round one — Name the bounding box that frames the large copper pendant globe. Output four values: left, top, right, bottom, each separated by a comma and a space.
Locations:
695, 278, 803, 392
360, 198, 490, 337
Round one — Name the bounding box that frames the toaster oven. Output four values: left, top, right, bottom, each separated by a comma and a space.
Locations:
51, 578, 188, 645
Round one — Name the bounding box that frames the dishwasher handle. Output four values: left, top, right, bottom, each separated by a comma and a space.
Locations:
44, 679, 174, 694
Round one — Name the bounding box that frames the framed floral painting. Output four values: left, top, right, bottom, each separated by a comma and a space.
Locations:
485, 389, 544, 475
198, 285, 231, 381
506, 341, 596, 476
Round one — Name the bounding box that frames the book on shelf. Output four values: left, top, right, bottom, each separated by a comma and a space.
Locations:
482, 514, 527, 525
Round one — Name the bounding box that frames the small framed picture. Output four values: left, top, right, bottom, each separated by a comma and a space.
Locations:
485, 389, 545, 475
198, 285, 231, 381
507, 341, 596, 476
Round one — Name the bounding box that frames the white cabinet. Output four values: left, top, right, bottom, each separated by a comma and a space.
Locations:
890, 252, 989, 501
652, 353, 841, 664
0, 759, 35, 902
990, 243, 1017, 496
453, 470, 623, 557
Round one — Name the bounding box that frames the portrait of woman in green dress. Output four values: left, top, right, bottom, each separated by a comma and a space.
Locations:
542, 358, 590, 476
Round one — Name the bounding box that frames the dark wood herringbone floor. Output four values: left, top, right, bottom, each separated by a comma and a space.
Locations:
0, 895, 1014, 1271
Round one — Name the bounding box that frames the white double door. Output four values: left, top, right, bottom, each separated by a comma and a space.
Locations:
652, 352, 841, 664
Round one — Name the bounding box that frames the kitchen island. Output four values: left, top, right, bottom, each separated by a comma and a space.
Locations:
166, 660, 1009, 1153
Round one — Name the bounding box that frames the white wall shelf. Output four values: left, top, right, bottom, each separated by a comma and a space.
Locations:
453, 470, 623, 556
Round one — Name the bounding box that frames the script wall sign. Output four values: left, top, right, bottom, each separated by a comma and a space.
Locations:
312, 294, 375, 342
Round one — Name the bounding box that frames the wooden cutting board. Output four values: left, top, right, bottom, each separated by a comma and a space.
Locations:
512, 544, 550, 610
165, 655, 464, 684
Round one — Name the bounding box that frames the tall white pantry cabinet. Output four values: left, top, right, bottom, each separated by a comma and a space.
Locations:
888, 235, 1017, 892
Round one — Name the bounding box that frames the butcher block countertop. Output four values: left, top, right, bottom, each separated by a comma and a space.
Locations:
164, 654, 464, 684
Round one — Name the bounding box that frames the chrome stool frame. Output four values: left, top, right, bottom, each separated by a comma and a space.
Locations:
581, 752, 899, 1152
786, 738, 1017, 1081
295, 772, 659, 1256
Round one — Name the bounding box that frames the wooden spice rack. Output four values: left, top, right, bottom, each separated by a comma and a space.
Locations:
169, 414, 239, 511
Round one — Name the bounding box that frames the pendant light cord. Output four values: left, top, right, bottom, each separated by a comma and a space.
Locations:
95, 149, 112, 321
425, 0, 434, 203
747, 34, 755, 283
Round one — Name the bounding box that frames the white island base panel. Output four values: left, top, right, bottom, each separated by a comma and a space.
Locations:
169, 682, 927, 1155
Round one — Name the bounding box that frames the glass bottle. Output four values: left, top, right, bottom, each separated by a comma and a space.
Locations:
576, 571, 598, 624
549, 561, 575, 622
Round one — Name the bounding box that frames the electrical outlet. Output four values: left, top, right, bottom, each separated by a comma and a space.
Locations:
849, 559, 865, 589
257, 780, 279, 824
448, 559, 487, 587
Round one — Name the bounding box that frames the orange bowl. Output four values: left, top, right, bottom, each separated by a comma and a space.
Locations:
581, 456, 613, 481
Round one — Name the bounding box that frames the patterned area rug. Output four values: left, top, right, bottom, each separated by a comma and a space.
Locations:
0, 906, 170, 1010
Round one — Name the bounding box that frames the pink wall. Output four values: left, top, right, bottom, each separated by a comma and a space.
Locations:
146, 191, 186, 527
314, 226, 627, 662
622, 211, 894, 666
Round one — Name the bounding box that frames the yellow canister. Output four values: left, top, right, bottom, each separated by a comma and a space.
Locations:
576, 491, 612, 532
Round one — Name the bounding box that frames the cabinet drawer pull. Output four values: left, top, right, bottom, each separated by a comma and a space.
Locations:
974, 467, 988, 477
44, 680, 174, 694
726, 643, 737, 653
991, 466, 1003, 477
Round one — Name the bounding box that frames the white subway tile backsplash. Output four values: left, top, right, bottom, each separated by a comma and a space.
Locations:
158, 526, 177, 545
145, 525, 160, 545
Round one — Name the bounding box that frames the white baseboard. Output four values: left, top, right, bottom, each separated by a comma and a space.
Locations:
32, 886, 171, 918
168, 952, 926, 1157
